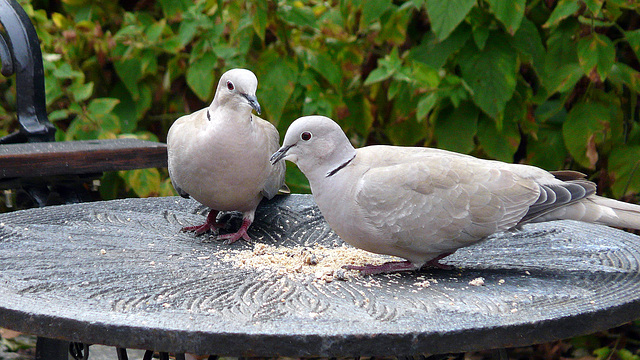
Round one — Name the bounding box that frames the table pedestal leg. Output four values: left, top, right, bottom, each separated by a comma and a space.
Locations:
35, 337, 68, 360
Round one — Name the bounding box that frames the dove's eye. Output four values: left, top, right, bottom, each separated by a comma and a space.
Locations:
300, 131, 312, 141
227, 81, 234, 91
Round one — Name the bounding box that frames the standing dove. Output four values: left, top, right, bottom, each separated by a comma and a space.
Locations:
271, 115, 640, 274
167, 68, 286, 244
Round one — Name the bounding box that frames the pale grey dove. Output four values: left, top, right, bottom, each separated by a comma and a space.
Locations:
167, 68, 286, 244
271, 115, 640, 274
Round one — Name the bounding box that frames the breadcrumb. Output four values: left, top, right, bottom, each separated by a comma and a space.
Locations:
216, 243, 392, 281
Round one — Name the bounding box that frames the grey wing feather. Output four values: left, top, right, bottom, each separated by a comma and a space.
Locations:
166, 120, 190, 199
168, 164, 190, 199
519, 177, 596, 224
259, 117, 287, 199
355, 156, 540, 253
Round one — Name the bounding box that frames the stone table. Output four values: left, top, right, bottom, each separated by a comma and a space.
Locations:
0, 195, 639, 357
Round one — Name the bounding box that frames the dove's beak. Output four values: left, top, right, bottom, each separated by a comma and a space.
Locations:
244, 94, 261, 115
270, 144, 293, 165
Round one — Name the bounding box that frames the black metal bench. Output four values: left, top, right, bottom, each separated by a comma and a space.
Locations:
0, 0, 167, 209
0, 0, 166, 358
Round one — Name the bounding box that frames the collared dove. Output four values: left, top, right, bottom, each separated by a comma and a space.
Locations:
271, 115, 640, 274
167, 68, 286, 244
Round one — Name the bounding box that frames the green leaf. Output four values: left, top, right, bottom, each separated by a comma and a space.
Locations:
576, 33, 615, 81
562, 102, 610, 169
624, 29, 640, 62
110, 82, 151, 133
121, 168, 161, 198
609, 63, 640, 93
459, 33, 518, 118
160, 178, 177, 197
486, 0, 525, 34
186, 52, 218, 102
145, 20, 165, 43
157, 0, 189, 17
364, 48, 402, 85
70, 82, 94, 102
593, 347, 612, 359
513, 18, 545, 73
472, 25, 489, 50
435, 102, 478, 153
543, 0, 580, 28
438, 74, 471, 107
278, 4, 318, 29
411, 62, 440, 87
257, 53, 299, 126
48, 109, 69, 122
252, 1, 267, 40
582, 0, 604, 16
424, 0, 476, 41
114, 58, 142, 100
387, 79, 402, 100
544, 19, 579, 75
176, 21, 198, 48
618, 349, 640, 360
477, 97, 522, 162
545, 63, 583, 95
385, 116, 429, 146
308, 51, 341, 87
409, 23, 471, 69
362, 0, 392, 25
88, 98, 120, 115
52, 62, 84, 79
341, 94, 374, 138
66, 99, 121, 140
526, 127, 567, 170
535, 98, 568, 124
416, 93, 438, 122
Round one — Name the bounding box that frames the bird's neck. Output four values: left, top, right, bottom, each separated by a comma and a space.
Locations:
208, 100, 252, 124
300, 144, 357, 184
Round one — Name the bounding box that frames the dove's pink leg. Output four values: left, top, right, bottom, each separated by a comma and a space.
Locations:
425, 252, 454, 270
181, 210, 223, 235
343, 260, 419, 275
343, 252, 455, 275
216, 218, 252, 244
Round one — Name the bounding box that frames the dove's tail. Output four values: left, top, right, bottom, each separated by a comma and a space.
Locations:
532, 195, 640, 230
533, 195, 640, 230
586, 196, 640, 230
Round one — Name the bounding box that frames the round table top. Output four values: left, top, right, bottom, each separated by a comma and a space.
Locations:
0, 195, 639, 356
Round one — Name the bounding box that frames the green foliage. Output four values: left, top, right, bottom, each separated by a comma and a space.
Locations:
0, 0, 638, 201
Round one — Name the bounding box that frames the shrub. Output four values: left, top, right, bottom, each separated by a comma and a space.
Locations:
0, 0, 638, 200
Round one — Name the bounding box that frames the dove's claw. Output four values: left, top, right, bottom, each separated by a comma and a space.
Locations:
216, 219, 252, 244
181, 210, 224, 235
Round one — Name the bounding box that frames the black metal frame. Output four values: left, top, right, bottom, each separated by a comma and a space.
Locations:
0, 0, 55, 144
0, 1, 163, 358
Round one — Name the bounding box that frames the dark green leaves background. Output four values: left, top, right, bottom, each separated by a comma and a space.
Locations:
0, 0, 639, 201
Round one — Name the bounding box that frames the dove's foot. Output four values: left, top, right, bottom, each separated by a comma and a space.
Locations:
181, 210, 223, 235
216, 219, 252, 245
343, 260, 419, 275
424, 252, 454, 270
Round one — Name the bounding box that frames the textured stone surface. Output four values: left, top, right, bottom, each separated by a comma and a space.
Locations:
0, 195, 639, 356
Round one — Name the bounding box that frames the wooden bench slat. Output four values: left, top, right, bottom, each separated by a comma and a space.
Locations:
0, 139, 167, 178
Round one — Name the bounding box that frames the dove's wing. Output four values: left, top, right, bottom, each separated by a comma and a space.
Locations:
167, 111, 204, 199
256, 115, 287, 199
354, 148, 541, 254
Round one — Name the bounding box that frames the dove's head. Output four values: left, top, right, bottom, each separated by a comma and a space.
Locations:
271, 116, 356, 178
212, 68, 261, 114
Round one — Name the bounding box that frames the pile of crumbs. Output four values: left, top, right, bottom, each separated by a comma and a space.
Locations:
216, 243, 392, 282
